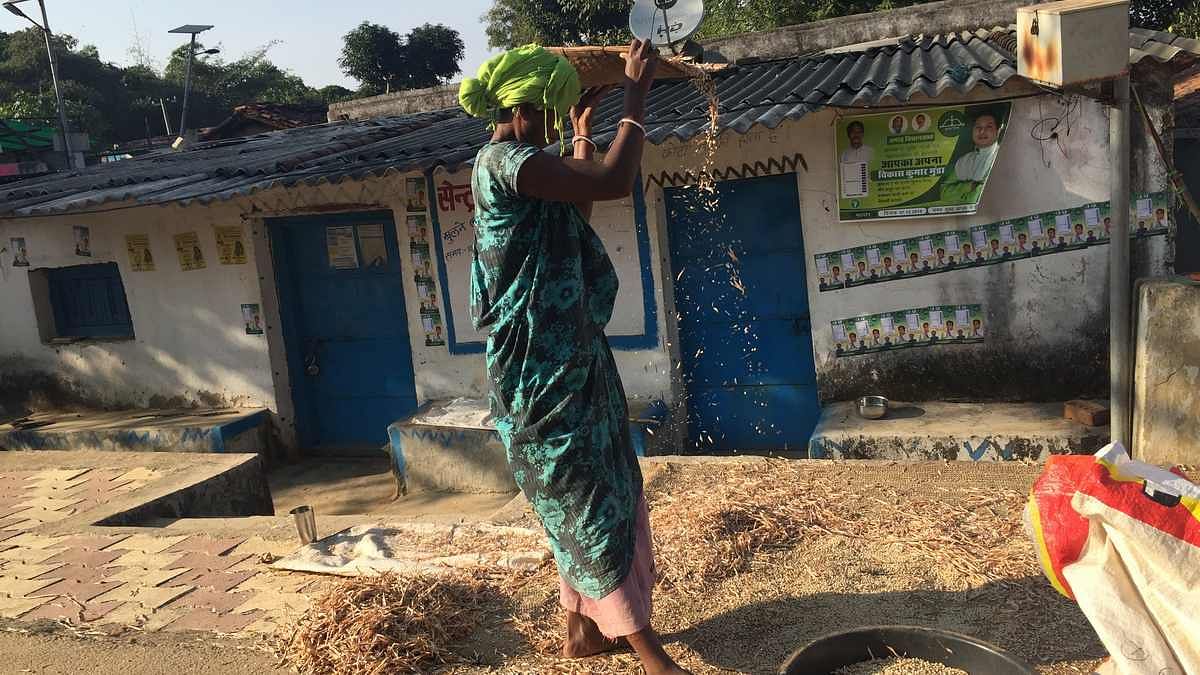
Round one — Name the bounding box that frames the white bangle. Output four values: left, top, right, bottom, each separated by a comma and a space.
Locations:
572, 135, 597, 149
619, 118, 646, 135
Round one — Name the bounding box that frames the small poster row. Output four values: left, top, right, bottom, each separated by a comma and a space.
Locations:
816, 192, 1170, 291
832, 304, 984, 357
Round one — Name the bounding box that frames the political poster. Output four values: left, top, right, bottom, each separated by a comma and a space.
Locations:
833, 304, 985, 357
835, 103, 1012, 221
125, 234, 155, 271
174, 232, 206, 271
214, 225, 247, 265
815, 192, 1170, 292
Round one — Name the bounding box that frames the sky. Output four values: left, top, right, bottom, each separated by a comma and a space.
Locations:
6, 0, 500, 89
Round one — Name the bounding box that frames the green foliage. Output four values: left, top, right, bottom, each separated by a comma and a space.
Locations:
0, 26, 340, 148
482, 0, 1198, 46
484, 0, 632, 49
317, 85, 357, 104
339, 21, 464, 95
1167, 1, 1199, 38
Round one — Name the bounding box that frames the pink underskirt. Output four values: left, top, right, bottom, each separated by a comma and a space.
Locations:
557, 495, 655, 639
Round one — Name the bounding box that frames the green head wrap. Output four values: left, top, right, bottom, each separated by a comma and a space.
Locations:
459, 44, 581, 146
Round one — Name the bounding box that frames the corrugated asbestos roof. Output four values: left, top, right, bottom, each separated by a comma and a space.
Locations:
3, 26, 1198, 218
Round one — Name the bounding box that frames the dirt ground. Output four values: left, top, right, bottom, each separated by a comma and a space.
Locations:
268, 456, 516, 521
0, 625, 286, 674
436, 460, 1107, 675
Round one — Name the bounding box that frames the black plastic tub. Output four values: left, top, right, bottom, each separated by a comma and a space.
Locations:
779, 626, 1038, 674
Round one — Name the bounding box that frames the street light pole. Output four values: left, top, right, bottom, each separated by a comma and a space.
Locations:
168, 24, 213, 147
36, 0, 72, 168
179, 32, 197, 138
3, 0, 73, 168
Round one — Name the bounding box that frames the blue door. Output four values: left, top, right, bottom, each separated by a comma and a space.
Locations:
270, 212, 418, 451
665, 174, 819, 451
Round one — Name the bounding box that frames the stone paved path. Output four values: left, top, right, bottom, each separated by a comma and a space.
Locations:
0, 467, 320, 636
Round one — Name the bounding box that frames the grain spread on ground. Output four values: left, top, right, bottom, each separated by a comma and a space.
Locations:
283, 460, 1107, 675
837, 657, 970, 674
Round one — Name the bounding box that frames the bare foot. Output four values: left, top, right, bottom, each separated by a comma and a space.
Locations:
562, 611, 625, 658
643, 665, 693, 675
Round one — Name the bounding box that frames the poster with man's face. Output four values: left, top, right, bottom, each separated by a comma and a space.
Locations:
10, 237, 29, 267
835, 103, 1012, 221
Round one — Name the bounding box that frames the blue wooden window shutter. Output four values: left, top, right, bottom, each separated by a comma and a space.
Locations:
47, 262, 135, 339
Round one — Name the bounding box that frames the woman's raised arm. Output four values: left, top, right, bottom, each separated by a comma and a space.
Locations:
517, 39, 659, 203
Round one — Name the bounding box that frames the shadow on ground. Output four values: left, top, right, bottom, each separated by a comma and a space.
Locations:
664, 576, 1105, 674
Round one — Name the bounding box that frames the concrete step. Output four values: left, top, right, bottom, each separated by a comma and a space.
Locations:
808, 401, 1108, 461
0, 408, 269, 454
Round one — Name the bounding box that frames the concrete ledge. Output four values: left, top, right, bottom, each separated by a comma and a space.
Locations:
0, 408, 268, 454
0, 450, 274, 536
809, 401, 1108, 461
388, 400, 513, 494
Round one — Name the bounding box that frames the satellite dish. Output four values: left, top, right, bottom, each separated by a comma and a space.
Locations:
629, 0, 705, 49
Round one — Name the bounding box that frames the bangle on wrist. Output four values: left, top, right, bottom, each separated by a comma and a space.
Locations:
619, 118, 646, 135
572, 135, 597, 150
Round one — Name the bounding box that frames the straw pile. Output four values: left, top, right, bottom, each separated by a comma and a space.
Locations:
281, 461, 1084, 674
282, 572, 497, 674
650, 461, 1036, 594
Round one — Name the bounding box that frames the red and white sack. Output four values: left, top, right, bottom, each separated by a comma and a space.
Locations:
1026, 442, 1200, 675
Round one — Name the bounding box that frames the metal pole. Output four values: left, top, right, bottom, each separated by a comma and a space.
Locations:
160, 98, 172, 135
1109, 74, 1132, 449
37, 0, 73, 168
178, 33, 196, 138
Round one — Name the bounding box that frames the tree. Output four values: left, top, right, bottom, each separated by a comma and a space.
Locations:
404, 24, 465, 89
484, 0, 631, 49
318, 84, 356, 104
0, 27, 329, 147
339, 22, 406, 94
339, 22, 465, 95
483, 0, 1198, 47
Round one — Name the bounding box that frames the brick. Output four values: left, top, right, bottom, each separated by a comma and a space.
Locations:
164, 536, 245, 557
105, 534, 189, 555
233, 571, 317, 595
57, 534, 131, 551
21, 598, 124, 623
27, 469, 92, 484
162, 551, 250, 574
166, 588, 252, 614
29, 579, 123, 602
40, 548, 125, 568
183, 570, 258, 593
112, 468, 159, 484
97, 603, 184, 632
0, 533, 64, 550
165, 608, 264, 633
10, 507, 72, 524
230, 590, 312, 616
227, 536, 294, 559
33, 564, 111, 584
16, 496, 83, 512
0, 594, 52, 618
0, 506, 31, 521
103, 566, 188, 588
0, 547, 62, 565
93, 583, 192, 610
5, 563, 63, 581
0, 576, 61, 598
1064, 400, 1111, 427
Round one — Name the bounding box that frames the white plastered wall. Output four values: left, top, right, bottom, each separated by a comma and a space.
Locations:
638, 87, 1169, 401
0, 200, 275, 409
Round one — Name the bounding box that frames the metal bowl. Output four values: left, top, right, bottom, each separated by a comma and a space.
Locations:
779, 626, 1037, 674
857, 395, 889, 419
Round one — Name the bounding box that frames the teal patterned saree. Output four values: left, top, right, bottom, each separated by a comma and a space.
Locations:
470, 141, 642, 599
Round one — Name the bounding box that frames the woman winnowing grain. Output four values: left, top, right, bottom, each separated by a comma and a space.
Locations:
459, 40, 689, 675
